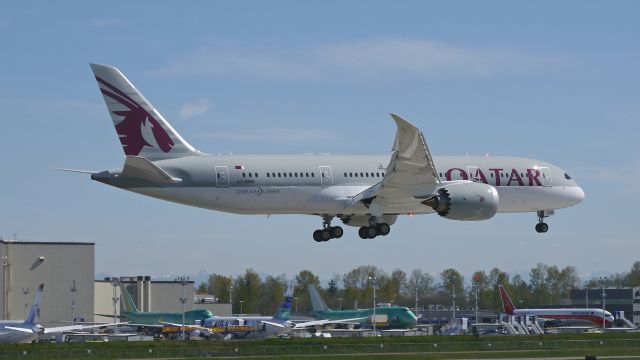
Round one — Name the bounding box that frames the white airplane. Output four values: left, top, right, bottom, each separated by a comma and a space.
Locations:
0, 284, 119, 343
63, 64, 585, 241
499, 285, 614, 327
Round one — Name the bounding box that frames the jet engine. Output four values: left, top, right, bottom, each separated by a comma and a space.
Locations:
421, 182, 499, 221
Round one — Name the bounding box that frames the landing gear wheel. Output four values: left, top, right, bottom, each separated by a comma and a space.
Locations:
366, 226, 377, 239
376, 223, 391, 236
535, 223, 549, 233
358, 227, 369, 239
320, 229, 332, 241
331, 226, 344, 239
313, 230, 323, 242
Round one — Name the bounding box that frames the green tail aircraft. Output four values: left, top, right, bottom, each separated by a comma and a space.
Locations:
98, 284, 215, 326
308, 285, 418, 329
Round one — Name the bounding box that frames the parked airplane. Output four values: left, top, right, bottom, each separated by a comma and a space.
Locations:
66, 64, 585, 241
107, 284, 214, 326
0, 284, 118, 343
499, 285, 614, 326
307, 285, 418, 329
180, 285, 295, 339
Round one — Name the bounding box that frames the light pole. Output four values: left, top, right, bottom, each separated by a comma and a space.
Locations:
369, 276, 377, 335
110, 278, 120, 335
70, 280, 77, 324
294, 297, 298, 313
239, 300, 244, 315
338, 298, 342, 311
176, 276, 189, 340
21, 288, 29, 319
451, 283, 456, 322
474, 284, 479, 325
585, 286, 589, 308
229, 285, 233, 306
600, 277, 608, 330
415, 286, 419, 317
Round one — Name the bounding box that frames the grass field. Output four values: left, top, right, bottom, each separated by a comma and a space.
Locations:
2, 332, 640, 359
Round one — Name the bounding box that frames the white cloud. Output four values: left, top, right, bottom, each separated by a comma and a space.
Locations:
179, 99, 211, 120
151, 38, 562, 81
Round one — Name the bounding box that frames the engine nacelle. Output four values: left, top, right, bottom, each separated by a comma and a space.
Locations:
422, 182, 499, 221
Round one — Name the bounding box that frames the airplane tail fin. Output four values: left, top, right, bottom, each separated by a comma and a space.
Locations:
308, 285, 330, 313
119, 284, 139, 313
498, 285, 516, 315
25, 284, 44, 325
272, 284, 294, 321
90, 63, 203, 161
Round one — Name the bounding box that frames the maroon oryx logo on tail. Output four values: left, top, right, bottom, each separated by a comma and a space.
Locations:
96, 76, 174, 156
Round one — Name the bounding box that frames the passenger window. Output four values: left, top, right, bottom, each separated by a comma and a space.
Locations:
272, 172, 276, 177
283, 173, 287, 177
278, 172, 281, 177
242, 173, 246, 178
295, 173, 298, 177
360, 172, 364, 177
267, 173, 270, 178
217, 173, 220, 178
255, 172, 258, 178
355, 173, 358, 177
344, 172, 347, 177
312, 172, 315, 177
491, 173, 494, 177
350, 172, 353, 177
306, 172, 309, 177
322, 173, 325, 178
248, 172, 252, 177
289, 172, 293, 177
365, 173, 369, 177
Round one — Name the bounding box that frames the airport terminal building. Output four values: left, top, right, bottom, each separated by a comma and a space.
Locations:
0, 240, 95, 323
0, 240, 231, 325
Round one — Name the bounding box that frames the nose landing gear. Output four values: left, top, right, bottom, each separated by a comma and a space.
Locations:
535, 210, 553, 233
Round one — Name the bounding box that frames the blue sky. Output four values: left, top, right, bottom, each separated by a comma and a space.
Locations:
1, 1, 639, 283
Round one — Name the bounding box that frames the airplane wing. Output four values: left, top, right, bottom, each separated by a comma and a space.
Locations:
261, 320, 287, 329
345, 114, 440, 216
292, 317, 366, 329
5, 326, 35, 333
42, 322, 126, 334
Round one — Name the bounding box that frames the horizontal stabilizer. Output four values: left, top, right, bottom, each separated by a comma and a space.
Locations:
55, 168, 98, 174
261, 320, 287, 328
121, 156, 182, 184
5, 326, 34, 333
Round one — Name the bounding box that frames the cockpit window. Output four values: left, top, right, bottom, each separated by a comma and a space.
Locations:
564, 173, 572, 180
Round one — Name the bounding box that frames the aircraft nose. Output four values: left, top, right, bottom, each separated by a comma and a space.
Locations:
574, 186, 586, 203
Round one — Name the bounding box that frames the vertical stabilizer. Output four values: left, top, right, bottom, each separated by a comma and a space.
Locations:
308, 285, 330, 313
499, 285, 516, 315
272, 284, 294, 321
90, 63, 203, 160
25, 284, 44, 325
120, 284, 139, 313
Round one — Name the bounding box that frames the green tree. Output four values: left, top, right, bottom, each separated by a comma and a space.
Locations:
294, 270, 320, 313
207, 274, 232, 303
625, 261, 640, 286
196, 282, 208, 295
440, 268, 464, 299
256, 274, 287, 315
233, 269, 262, 314
529, 263, 549, 306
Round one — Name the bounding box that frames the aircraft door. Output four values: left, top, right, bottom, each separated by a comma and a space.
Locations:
215, 166, 229, 187
319, 166, 333, 186
540, 167, 552, 187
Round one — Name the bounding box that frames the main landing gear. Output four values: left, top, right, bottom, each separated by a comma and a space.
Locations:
358, 218, 391, 239
313, 216, 343, 242
535, 210, 552, 233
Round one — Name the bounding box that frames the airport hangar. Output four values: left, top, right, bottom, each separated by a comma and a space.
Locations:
0, 240, 230, 324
